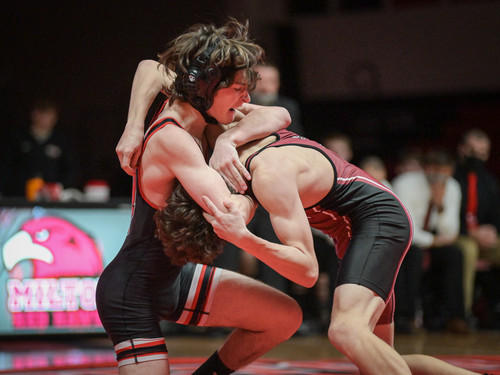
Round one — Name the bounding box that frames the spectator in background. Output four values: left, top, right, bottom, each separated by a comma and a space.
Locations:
252, 63, 304, 135
392, 149, 469, 334
454, 128, 500, 328
1, 98, 78, 199
394, 147, 424, 176
322, 131, 353, 162
359, 154, 392, 189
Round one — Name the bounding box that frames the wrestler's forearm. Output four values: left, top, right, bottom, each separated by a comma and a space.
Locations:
234, 232, 319, 288
125, 60, 168, 130
217, 105, 291, 148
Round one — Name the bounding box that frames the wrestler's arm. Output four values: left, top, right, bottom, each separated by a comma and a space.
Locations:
117, 60, 173, 175
153, 126, 253, 221
203, 170, 319, 287
208, 103, 291, 193
217, 103, 290, 147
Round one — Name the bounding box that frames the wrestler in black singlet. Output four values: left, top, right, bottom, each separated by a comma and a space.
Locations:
244, 130, 413, 322
96, 114, 222, 367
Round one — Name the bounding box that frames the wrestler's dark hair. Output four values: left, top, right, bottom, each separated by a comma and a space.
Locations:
154, 182, 226, 266
158, 18, 264, 115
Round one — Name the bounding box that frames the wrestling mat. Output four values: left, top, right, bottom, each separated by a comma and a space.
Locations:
2, 356, 500, 374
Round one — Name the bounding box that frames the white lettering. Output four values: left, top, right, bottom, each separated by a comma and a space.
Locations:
6, 278, 99, 312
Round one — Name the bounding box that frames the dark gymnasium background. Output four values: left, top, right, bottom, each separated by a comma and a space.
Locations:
2, 1, 500, 197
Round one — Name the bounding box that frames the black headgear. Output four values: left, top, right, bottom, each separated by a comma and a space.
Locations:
174, 42, 221, 124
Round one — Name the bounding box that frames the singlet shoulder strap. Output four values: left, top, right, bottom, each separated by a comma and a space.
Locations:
243, 131, 282, 171
143, 117, 183, 150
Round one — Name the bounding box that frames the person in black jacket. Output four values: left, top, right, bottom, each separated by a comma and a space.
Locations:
1, 98, 78, 198
454, 128, 500, 325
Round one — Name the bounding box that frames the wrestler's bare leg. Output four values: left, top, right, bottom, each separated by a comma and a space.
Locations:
203, 269, 302, 371
328, 284, 411, 374
374, 318, 481, 374
402, 355, 483, 375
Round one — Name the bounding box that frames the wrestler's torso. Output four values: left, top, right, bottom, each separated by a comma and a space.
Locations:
96, 100, 223, 344
243, 129, 400, 257
115, 116, 187, 284
107, 106, 210, 301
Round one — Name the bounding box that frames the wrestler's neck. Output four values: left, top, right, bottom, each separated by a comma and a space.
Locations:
167, 100, 207, 138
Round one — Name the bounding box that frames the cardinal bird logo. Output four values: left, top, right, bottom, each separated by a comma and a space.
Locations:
1, 215, 104, 331
2, 216, 103, 278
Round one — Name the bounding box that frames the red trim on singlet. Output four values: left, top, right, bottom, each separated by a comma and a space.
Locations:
197, 268, 216, 321
130, 173, 138, 226
143, 117, 184, 142
185, 265, 208, 325
189, 266, 208, 325
190, 267, 216, 325
115, 338, 166, 354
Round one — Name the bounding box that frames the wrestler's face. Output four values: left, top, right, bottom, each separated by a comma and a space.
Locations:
208, 70, 250, 124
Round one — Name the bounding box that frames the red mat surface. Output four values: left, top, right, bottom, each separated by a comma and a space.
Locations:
2, 356, 500, 374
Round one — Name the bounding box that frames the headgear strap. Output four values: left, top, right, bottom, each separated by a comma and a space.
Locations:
174, 41, 221, 124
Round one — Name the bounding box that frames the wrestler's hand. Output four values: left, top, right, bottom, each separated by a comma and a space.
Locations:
209, 136, 251, 194
116, 123, 144, 175
202, 195, 249, 244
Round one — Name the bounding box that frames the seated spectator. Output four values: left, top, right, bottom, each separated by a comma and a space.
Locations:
454, 128, 500, 328
392, 148, 470, 333
394, 146, 424, 176
1, 98, 79, 199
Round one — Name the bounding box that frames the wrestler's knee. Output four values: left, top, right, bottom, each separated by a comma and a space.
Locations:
328, 312, 354, 346
329, 311, 376, 356
270, 294, 303, 339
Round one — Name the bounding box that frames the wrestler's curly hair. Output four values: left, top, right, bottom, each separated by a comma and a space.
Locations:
154, 182, 226, 266
158, 18, 264, 101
